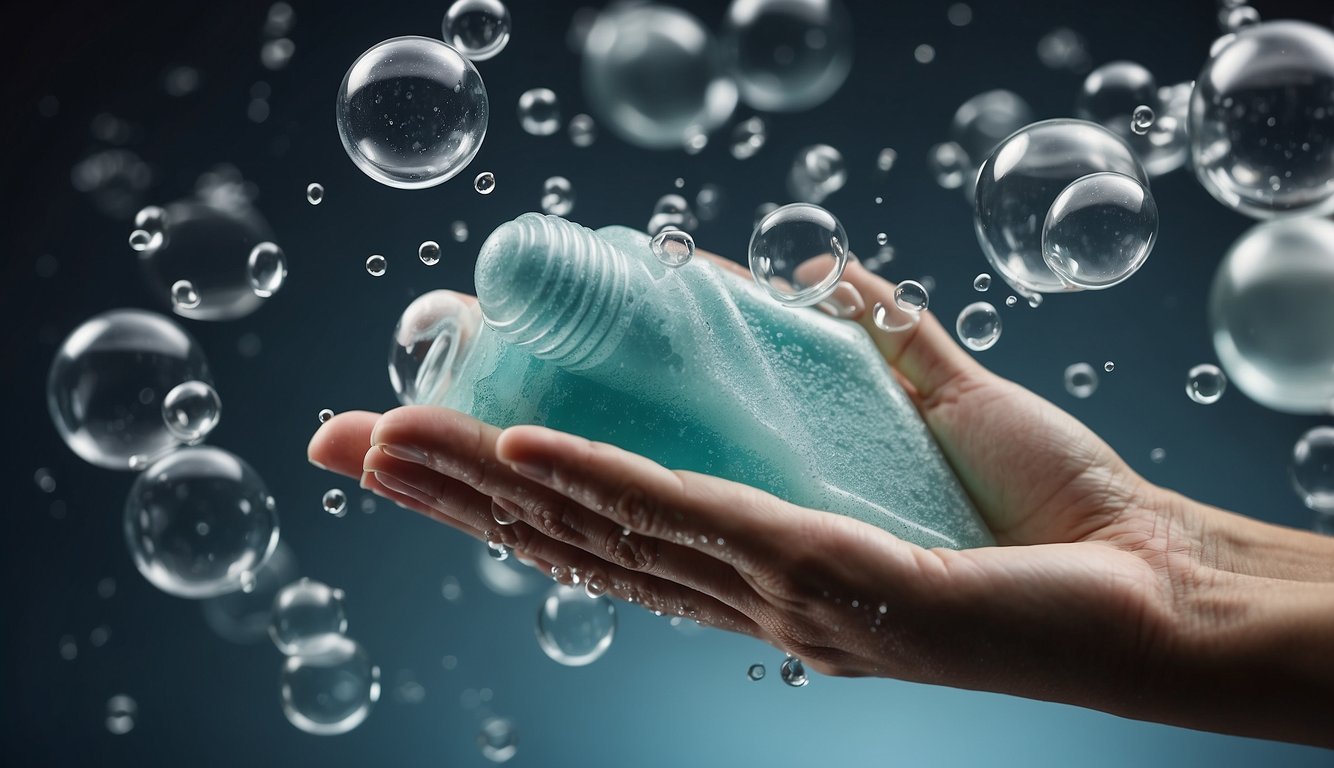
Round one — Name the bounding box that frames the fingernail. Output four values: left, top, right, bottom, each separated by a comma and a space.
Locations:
378, 443, 429, 465
507, 460, 551, 482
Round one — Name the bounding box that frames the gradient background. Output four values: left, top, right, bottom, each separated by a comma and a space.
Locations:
3, 0, 1332, 765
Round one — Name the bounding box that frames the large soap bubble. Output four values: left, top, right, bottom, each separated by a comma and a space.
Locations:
280, 636, 380, 735
388, 291, 482, 406
337, 36, 489, 189
950, 90, 1033, 174
748, 202, 849, 307
973, 119, 1149, 296
535, 585, 616, 666
136, 199, 275, 321
269, 578, 349, 655
721, 0, 853, 112
124, 446, 279, 599
1042, 172, 1158, 289
443, 0, 511, 62
1209, 217, 1334, 414
581, 4, 737, 149
1075, 61, 1190, 177
1190, 21, 1334, 218
48, 309, 212, 470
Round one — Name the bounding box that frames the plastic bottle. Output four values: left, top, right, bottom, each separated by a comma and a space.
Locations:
392, 213, 993, 549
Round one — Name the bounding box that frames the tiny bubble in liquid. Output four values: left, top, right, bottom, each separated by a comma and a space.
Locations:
973, 273, 991, 292
1104, 361, 1115, 372
106, 695, 137, 735
747, 663, 766, 681
780, 655, 808, 687
651, 229, 695, 268
1131, 104, 1155, 135
1064, 363, 1099, 399
474, 171, 496, 195
568, 113, 596, 147
876, 232, 888, 246
517, 87, 560, 136
876, 147, 897, 173
419, 241, 441, 266
1005, 295, 1018, 307
365, 254, 386, 277
306, 182, 323, 205
318, 409, 334, 423
171, 280, 200, 309
1186, 364, 1227, 405
323, 488, 347, 517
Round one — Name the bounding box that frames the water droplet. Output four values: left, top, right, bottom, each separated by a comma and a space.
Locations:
477, 716, 518, 763
306, 182, 324, 205
1291, 426, 1334, 512
487, 541, 510, 561
517, 88, 560, 136
540, 176, 575, 216
956, 302, 1002, 351
106, 695, 137, 735
246, 242, 286, 298
535, 584, 616, 666
336, 37, 489, 189
269, 577, 349, 655
318, 409, 334, 423
748, 203, 849, 307
1064, 363, 1099, 398
279, 636, 379, 735
780, 655, 808, 687
1131, 104, 1155, 135
323, 489, 347, 517
747, 663, 766, 681
651, 229, 695, 268
1186, 364, 1227, 404
161, 380, 221, 444
419, 240, 441, 266
567, 113, 596, 147
443, 0, 512, 62
365, 254, 386, 277
171, 279, 200, 309
893, 280, 929, 312
730, 116, 767, 160
474, 171, 496, 195
1104, 361, 1115, 372
973, 273, 991, 292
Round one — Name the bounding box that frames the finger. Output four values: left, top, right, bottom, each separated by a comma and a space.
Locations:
308, 411, 382, 477
839, 260, 983, 403
696, 248, 750, 279
369, 407, 760, 610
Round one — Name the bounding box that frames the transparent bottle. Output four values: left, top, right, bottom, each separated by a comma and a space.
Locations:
393, 214, 993, 549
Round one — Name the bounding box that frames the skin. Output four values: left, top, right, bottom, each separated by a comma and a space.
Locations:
309, 255, 1334, 749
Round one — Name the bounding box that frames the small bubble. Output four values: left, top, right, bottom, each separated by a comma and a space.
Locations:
318, 409, 334, 423
780, 655, 808, 687
306, 182, 324, 205
730, 117, 768, 160
1290, 426, 1334, 512
419, 240, 441, 266
747, 663, 766, 681
540, 176, 575, 216
441, 575, 463, 602
875, 147, 897, 173
1150, 447, 1167, 464
947, 3, 972, 26
171, 280, 200, 310
323, 489, 347, 517
474, 171, 496, 195
973, 273, 991, 292
914, 44, 936, 64
927, 141, 968, 189
1064, 363, 1099, 399
1131, 104, 1155, 135
106, 695, 137, 735
956, 302, 1002, 351
1005, 295, 1018, 307
1185, 364, 1227, 405
128, 229, 153, 252
34, 467, 56, 493
876, 232, 889, 246
365, 254, 387, 277
477, 716, 519, 763
260, 37, 295, 70
451, 220, 469, 242
1104, 361, 1115, 372
517, 87, 560, 136
893, 280, 929, 312
246, 242, 286, 297
651, 230, 695, 268
161, 380, 222, 444
568, 113, 596, 147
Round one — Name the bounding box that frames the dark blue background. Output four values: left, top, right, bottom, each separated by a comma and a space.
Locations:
3, 0, 1332, 765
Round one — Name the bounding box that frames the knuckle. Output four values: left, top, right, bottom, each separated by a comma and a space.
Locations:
529, 499, 579, 542
604, 529, 660, 572
610, 482, 660, 535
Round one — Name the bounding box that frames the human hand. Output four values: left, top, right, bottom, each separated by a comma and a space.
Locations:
309, 254, 1334, 747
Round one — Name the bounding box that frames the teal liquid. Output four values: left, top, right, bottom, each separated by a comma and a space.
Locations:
430, 214, 993, 549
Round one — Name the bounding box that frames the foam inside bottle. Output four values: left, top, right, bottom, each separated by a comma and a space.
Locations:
429, 213, 993, 549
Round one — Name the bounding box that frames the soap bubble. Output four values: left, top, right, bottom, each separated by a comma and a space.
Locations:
1209, 218, 1334, 413
1041, 172, 1158, 290
48, 309, 212, 470
540, 176, 575, 216
582, 4, 737, 149
535, 584, 616, 666
270, 577, 349, 655
106, 695, 137, 735
477, 717, 518, 763
171, 280, 199, 310
951, 91, 1033, 172
780, 655, 809, 687
914, 44, 936, 64
474, 171, 496, 195
747, 663, 766, 681
1130, 105, 1155, 135
443, 0, 511, 62
516, 88, 560, 136
451, 220, 470, 242
721, 0, 852, 112
161, 380, 221, 444
956, 302, 1002, 351
1064, 363, 1098, 398
973, 273, 991, 291
1104, 361, 1115, 372
1037, 27, 1090, 72
927, 142, 969, 190
973, 119, 1149, 296
306, 183, 324, 205
136, 199, 275, 321
322, 489, 347, 517
695, 183, 723, 221
647, 194, 698, 236
1291, 426, 1334, 512
876, 147, 898, 173
201, 540, 298, 644
366, 254, 386, 276
651, 229, 695, 268
336, 36, 489, 189
1186, 364, 1227, 405
418, 240, 441, 266
1221, 5, 1260, 33
318, 409, 334, 423
124, 446, 279, 598
748, 202, 849, 307
129, 229, 153, 251
487, 542, 511, 561
279, 636, 380, 735
246, 242, 286, 298
1075, 62, 1188, 177
787, 144, 846, 203
730, 116, 767, 160
568, 113, 597, 147
389, 291, 482, 406
1190, 21, 1334, 218
893, 280, 929, 313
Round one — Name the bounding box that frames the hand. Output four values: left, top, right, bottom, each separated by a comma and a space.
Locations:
309, 255, 1334, 748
